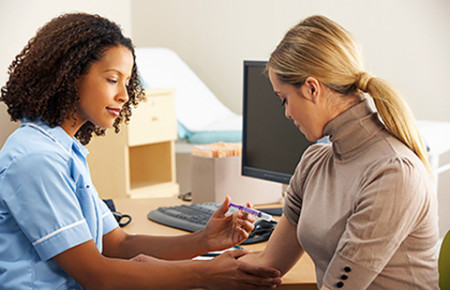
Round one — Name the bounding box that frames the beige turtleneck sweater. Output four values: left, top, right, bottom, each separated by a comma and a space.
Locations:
283, 100, 439, 289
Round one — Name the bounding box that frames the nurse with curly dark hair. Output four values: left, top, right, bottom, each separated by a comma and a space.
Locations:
0, 13, 281, 289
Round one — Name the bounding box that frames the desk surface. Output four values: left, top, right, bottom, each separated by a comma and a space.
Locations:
114, 197, 316, 289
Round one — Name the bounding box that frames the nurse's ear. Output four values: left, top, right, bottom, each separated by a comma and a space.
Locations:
301, 77, 321, 104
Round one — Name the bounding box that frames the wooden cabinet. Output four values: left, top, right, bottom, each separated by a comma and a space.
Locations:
87, 89, 179, 199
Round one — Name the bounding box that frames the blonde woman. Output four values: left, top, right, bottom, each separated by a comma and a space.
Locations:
241, 15, 439, 289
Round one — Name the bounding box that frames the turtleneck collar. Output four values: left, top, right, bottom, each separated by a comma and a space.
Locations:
323, 99, 385, 159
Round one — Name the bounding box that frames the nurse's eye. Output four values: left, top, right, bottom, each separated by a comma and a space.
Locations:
107, 78, 118, 84
281, 98, 287, 107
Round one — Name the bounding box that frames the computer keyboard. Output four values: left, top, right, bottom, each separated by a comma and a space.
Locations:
147, 202, 237, 232
147, 202, 278, 244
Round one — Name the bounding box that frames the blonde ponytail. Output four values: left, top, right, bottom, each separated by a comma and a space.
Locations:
269, 15, 432, 175
356, 73, 432, 174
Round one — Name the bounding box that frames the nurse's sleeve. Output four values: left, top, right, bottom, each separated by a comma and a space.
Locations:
2, 152, 92, 261
96, 195, 119, 236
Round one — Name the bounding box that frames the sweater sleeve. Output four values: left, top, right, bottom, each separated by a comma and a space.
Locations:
322, 157, 436, 289
283, 144, 330, 226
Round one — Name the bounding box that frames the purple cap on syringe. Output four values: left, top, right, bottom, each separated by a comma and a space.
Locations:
229, 202, 275, 222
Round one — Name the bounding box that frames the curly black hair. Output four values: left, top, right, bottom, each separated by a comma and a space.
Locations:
0, 13, 145, 145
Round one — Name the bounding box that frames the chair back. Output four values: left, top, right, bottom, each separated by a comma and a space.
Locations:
439, 230, 450, 289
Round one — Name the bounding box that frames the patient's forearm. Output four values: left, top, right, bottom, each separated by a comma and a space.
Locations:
240, 216, 305, 275
240, 248, 303, 276
239, 250, 280, 269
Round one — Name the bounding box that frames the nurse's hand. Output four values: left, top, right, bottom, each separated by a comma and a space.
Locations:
201, 196, 255, 251
131, 250, 282, 289
202, 249, 281, 289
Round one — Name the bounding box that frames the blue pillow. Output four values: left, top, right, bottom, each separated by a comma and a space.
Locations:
177, 121, 193, 140
187, 131, 242, 144
177, 121, 241, 144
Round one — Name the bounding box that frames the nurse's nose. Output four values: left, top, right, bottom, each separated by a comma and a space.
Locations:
116, 85, 129, 104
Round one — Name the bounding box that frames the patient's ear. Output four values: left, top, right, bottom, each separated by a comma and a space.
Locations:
301, 77, 320, 104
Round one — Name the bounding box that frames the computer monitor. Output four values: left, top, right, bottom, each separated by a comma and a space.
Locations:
242, 60, 314, 184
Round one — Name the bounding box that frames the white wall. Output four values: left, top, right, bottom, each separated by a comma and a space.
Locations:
131, 0, 450, 122
0, 0, 132, 147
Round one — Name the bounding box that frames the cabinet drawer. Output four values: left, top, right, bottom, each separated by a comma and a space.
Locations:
127, 95, 177, 146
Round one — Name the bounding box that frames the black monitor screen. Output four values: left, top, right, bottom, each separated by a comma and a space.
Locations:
242, 60, 314, 184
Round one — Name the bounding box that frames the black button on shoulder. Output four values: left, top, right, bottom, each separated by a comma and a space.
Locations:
341, 274, 348, 280
344, 266, 352, 272
336, 281, 344, 288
